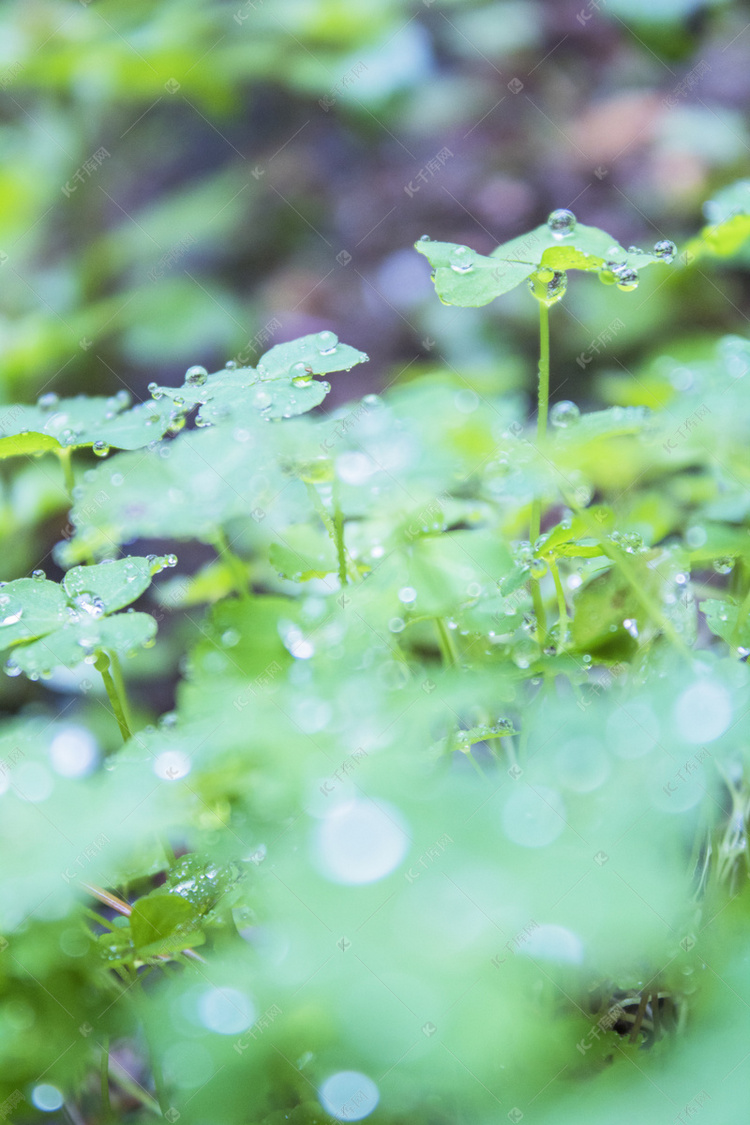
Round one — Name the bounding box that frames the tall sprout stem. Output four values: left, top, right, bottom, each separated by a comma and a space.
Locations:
529, 300, 550, 638
95, 651, 132, 743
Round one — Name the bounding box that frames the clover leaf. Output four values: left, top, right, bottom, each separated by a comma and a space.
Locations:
0, 392, 180, 461
685, 179, 750, 261
415, 211, 675, 307
0, 556, 175, 678
148, 330, 369, 423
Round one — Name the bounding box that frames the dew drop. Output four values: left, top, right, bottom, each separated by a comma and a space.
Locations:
614, 265, 639, 291
1, 602, 23, 627
713, 557, 734, 575
550, 400, 580, 428
74, 593, 105, 618
449, 245, 476, 274
316, 330, 338, 355
529, 558, 548, 579
4, 660, 22, 678
185, 365, 208, 385
291, 362, 314, 387
225, 359, 238, 370
547, 209, 577, 238
115, 389, 131, 407
528, 269, 567, 305
92, 440, 110, 458
31, 569, 46, 581
418, 234, 431, 242
653, 239, 676, 263
37, 392, 59, 411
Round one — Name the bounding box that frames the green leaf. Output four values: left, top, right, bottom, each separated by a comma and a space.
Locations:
130, 892, 202, 955
269, 526, 338, 581
0, 556, 165, 676
9, 612, 157, 677
686, 180, 750, 261
415, 221, 669, 307
700, 598, 750, 647
537, 509, 613, 556
685, 524, 750, 566
150, 331, 369, 424
63, 557, 168, 614
0, 432, 63, 460
570, 566, 643, 655
0, 579, 68, 648
414, 239, 535, 306
60, 425, 304, 561
0, 394, 180, 453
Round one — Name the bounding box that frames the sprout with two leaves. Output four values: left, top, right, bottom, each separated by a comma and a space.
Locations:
0, 555, 176, 741
415, 210, 676, 638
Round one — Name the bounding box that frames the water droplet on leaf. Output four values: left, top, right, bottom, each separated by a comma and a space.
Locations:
713, 557, 734, 575
614, 265, 639, 291
547, 209, 577, 238
291, 362, 314, 387
316, 330, 338, 355
653, 239, 676, 263
92, 441, 109, 458
550, 400, 580, 428
449, 245, 476, 273
185, 365, 208, 385
528, 269, 567, 305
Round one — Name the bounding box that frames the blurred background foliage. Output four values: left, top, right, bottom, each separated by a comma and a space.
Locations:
1, 0, 749, 421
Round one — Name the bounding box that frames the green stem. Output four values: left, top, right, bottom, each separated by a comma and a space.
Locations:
212, 527, 250, 599
107, 651, 133, 734
529, 300, 550, 640
304, 481, 357, 583
331, 477, 348, 587
56, 447, 76, 500
548, 558, 569, 650
94, 651, 132, 743
435, 617, 459, 667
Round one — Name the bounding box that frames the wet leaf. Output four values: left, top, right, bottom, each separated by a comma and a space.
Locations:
0, 558, 163, 675
149, 332, 368, 423
415, 220, 669, 307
